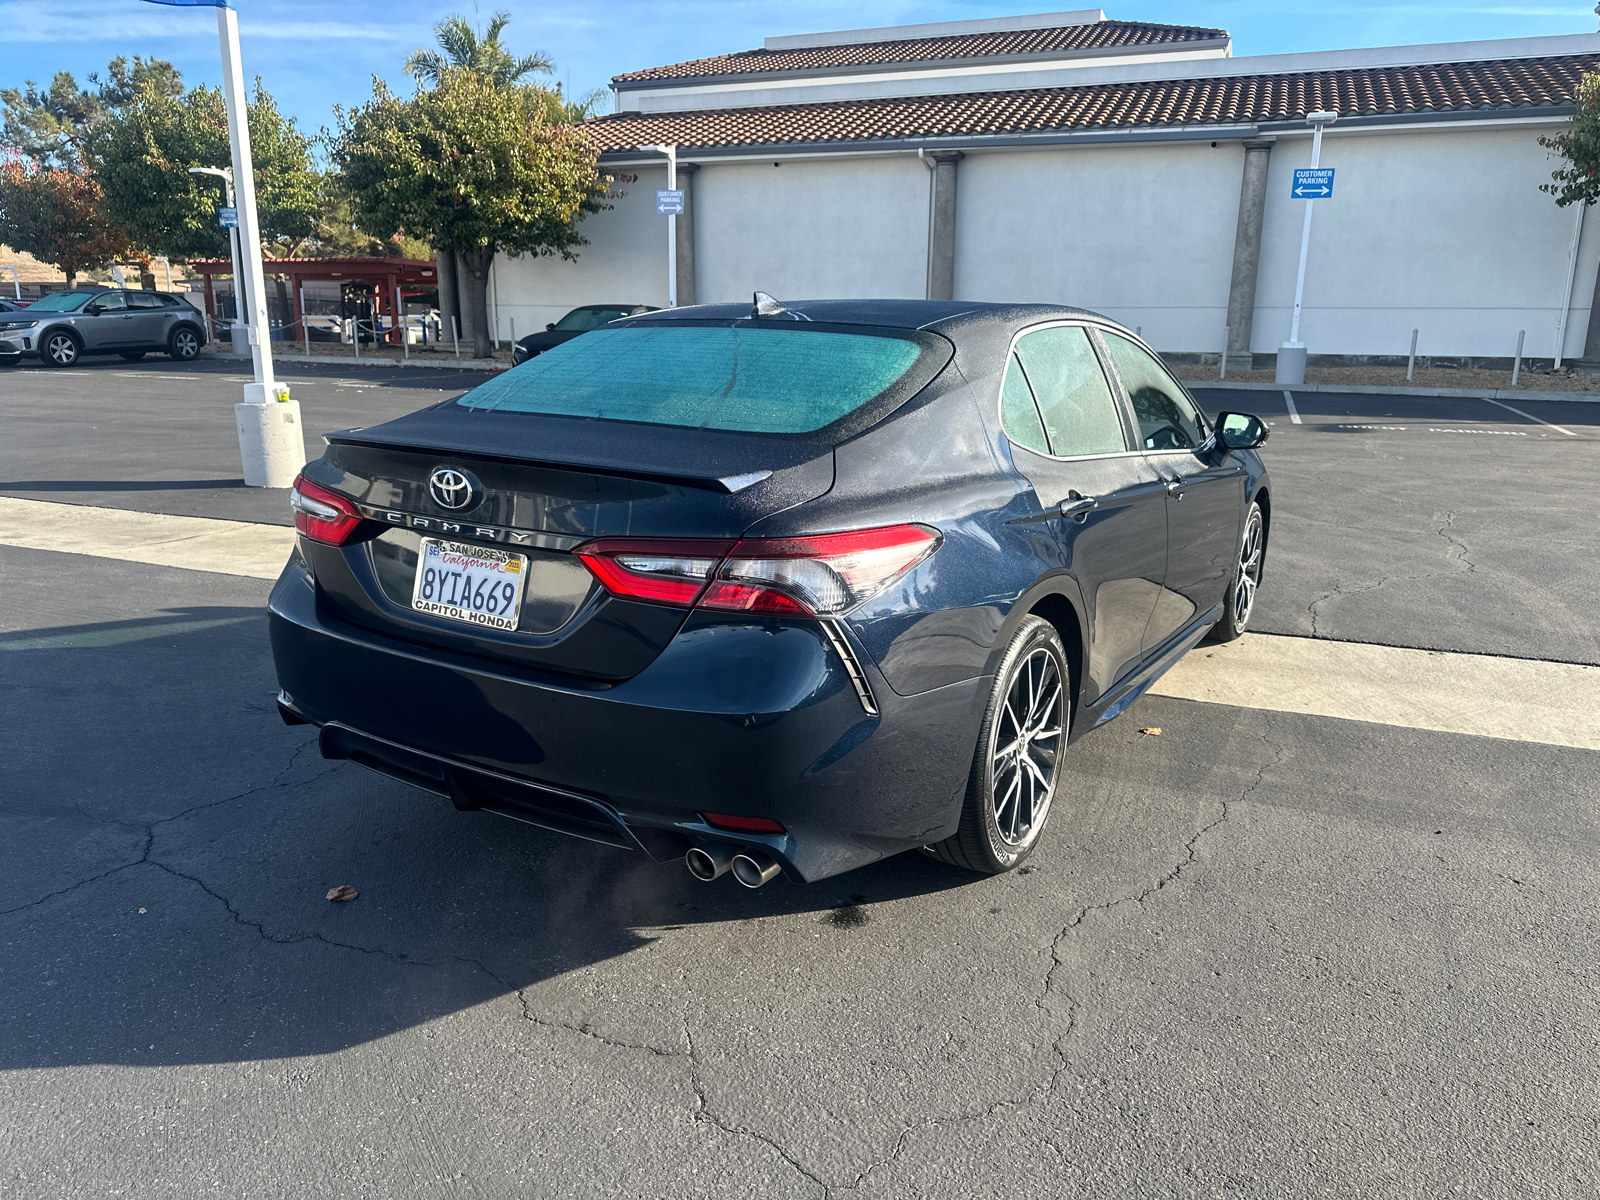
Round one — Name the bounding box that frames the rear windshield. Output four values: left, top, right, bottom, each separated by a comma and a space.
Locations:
28, 291, 97, 312
457, 324, 933, 435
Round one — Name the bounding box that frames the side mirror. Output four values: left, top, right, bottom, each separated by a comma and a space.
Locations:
1214, 412, 1269, 451
545, 323, 556, 332
84, 303, 104, 315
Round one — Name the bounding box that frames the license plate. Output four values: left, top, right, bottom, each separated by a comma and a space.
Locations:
411, 539, 526, 631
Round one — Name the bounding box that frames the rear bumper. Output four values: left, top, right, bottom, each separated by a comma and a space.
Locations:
268, 557, 986, 882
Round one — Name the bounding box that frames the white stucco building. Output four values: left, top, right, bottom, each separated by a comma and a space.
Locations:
486, 9, 1600, 368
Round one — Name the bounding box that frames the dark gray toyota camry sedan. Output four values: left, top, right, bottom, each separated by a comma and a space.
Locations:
270, 298, 1270, 888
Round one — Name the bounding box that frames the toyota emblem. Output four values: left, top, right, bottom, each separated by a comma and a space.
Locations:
428, 468, 479, 511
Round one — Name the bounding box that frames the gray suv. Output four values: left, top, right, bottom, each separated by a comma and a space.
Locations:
0, 288, 209, 368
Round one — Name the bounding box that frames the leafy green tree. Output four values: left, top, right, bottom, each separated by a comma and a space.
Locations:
1541, 71, 1600, 207
333, 68, 609, 357
94, 77, 320, 261
404, 11, 553, 89
293, 178, 432, 259
0, 161, 132, 286
92, 56, 184, 113
1, 57, 181, 171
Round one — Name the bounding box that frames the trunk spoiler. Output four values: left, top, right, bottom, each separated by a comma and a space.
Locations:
325, 407, 827, 495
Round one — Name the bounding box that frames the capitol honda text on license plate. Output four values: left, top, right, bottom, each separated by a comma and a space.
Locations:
410, 539, 526, 630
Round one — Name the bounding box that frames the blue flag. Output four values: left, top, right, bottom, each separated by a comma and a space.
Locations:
139, 0, 234, 7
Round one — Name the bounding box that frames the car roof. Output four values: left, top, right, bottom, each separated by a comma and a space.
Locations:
630, 298, 1117, 337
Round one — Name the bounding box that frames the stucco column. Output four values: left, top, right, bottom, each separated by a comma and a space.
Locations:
676, 162, 699, 307
928, 151, 964, 301
1578, 243, 1600, 365
1224, 137, 1275, 371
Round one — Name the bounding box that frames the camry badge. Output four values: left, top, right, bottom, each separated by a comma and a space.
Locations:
428, 468, 479, 511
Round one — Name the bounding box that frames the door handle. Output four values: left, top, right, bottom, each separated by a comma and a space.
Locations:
1165, 475, 1187, 499
1058, 492, 1099, 521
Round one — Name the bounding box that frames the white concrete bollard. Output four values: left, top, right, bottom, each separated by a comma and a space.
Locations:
1276, 343, 1307, 385
236, 384, 307, 488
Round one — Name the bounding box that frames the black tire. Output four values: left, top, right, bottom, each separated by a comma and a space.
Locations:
39, 329, 80, 368
168, 326, 201, 361
1210, 500, 1265, 643
929, 614, 1068, 874
118, 350, 146, 362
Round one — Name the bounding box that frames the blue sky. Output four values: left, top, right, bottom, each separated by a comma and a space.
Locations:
2, 1, 1595, 139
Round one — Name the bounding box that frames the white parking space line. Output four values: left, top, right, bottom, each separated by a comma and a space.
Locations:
1154, 633, 1600, 752
111, 372, 252, 382
1282, 390, 1302, 424
1484, 397, 1576, 436
0, 497, 295, 580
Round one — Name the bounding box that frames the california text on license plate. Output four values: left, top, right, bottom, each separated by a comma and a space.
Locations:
411, 539, 526, 631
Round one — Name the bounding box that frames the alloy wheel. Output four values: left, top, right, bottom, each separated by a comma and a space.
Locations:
172, 330, 199, 359
47, 333, 78, 366
989, 646, 1063, 846
1233, 508, 1264, 629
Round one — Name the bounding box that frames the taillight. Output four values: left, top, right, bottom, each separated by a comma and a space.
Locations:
574, 524, 940, 617
708, 526, 941, 616
572, 538, 736, 606
290, 474, 363, 546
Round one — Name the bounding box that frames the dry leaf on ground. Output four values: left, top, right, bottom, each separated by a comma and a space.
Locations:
325, 885, 359, 902
1139, 727, 1162, 736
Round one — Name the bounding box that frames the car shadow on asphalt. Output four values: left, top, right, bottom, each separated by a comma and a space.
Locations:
0, 606, 976, 1070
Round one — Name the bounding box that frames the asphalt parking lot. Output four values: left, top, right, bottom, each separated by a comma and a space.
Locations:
3, 356, 1598, 1197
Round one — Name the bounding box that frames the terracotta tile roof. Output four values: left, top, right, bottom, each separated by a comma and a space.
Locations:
589, 55, 1596, 154
612, 19, 1227, 85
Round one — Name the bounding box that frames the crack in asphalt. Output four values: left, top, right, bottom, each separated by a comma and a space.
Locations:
683, 1023, 833, 1196
817, 721, 1289, 1196
501, 978, 683, 1060
1435, 510, 1479, 575
1304, 511, 1479, 638
1, 731, 332, 918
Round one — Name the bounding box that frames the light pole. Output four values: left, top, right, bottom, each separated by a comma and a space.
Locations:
140, 0, 303, 486
1277, 110, 1338, 386
187, 165, 247, 356
645, 143, 678, 308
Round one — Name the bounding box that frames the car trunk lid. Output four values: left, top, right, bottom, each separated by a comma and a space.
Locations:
297, 406, 834, 681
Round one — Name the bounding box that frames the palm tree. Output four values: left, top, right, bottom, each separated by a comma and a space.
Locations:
543, 85, 610, 124
404, 11, 553, 90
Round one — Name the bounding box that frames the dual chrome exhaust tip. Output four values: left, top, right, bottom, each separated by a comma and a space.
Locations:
686, 843, 782, 889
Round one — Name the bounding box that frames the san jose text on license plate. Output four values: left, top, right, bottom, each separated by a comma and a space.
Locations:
410, 539, 526, 631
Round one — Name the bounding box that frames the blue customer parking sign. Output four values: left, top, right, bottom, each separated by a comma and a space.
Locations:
218, 206, 239, 228
1292, 168, 1334, 199
657, 189, 684, 214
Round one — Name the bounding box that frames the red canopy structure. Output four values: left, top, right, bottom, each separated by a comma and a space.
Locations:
186, 256, 438, 343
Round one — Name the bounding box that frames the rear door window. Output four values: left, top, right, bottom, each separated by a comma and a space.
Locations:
457, 323, 943, 436
1013, 326, 1127, 457
999, 353, 1049, 454
1101, 332, 1207, 451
